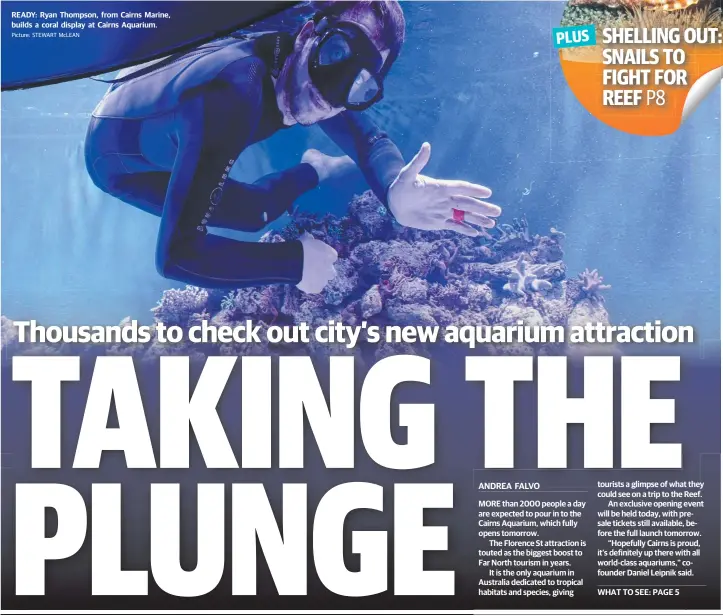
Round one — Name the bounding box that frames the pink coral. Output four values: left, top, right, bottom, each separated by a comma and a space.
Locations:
578, 268, 612, 303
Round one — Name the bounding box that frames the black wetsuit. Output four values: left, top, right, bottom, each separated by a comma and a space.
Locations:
84, 35, 404, 288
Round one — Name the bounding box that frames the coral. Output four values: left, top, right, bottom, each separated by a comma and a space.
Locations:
577, 268, 612, 303
1, 316, 18, 348
151, 286, 209, 328
624, 3, 719, 22
561, 3, 721, 45
497, 302, 545, 328
568, 0, 702, 11
566, 297, 615, 355
467, 283, 494, 310
531, 228, 565, 263
385, 301, 438, 328
361, 285, 383, 318
568, 297, 611, 327
1, 190, 615, 361
350, 191, 395, 237
503, 255, 554, 297
133, 190, 611, 357
561, 4, 629, 29
324, 259, 359, 306
490, 215, 534, 256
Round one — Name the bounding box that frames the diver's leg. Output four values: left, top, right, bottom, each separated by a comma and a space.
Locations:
94, 161, 318, 228
300, 149, 355, 181
85, 115, 169, 216
110, 172, 171, 216
95, 156, 353, 228
111, 165, 314, 228
210, 151, 356, 232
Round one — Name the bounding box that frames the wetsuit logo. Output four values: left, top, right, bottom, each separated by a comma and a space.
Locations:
197, 158, 235, 232
273, 36, 281, 75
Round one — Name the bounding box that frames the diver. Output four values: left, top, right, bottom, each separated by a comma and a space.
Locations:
84, 0, 500, 293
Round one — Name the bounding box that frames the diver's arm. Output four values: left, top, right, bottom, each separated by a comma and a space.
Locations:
155, 78, 304, 288
318, 110, 405, 206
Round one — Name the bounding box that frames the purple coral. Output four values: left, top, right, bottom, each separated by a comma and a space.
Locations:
491, 215, 533, 254
152, 286, 209, 327
578, 268, 611, 303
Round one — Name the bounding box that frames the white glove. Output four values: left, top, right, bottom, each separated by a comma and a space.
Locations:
387, 142, 501, 236
296, 232, 338, 294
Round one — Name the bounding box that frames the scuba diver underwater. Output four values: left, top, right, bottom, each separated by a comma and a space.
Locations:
84, 0, 501, 294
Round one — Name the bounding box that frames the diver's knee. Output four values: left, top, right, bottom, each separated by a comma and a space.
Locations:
83, 146, 111, 194
83, 117, 123, 196
83, 122, 101, 182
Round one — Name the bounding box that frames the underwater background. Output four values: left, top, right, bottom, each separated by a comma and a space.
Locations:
1, 1, 720, 345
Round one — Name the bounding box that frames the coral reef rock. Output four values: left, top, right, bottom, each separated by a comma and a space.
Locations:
143, 190, 613, 359
568, 0, 700, 9
1, 191, 615, 361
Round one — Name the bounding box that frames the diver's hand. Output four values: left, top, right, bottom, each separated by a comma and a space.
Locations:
296, 232, 338, 294
387, 142, 501, 237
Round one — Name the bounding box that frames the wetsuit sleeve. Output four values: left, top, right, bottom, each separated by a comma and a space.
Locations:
212, 163, 318, 232
318, 110, 405, 206
155, 72, 306, 288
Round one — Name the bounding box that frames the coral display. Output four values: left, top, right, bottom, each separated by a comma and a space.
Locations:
567, 0, 701, 10
561, 0, 720, 30
1, 191, 613, 360
147, 190, 611, 358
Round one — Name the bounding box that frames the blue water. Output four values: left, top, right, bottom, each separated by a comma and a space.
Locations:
2, 2, 720, 342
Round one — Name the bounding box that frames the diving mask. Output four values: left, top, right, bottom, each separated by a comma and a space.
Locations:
308, 16, 385, 111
